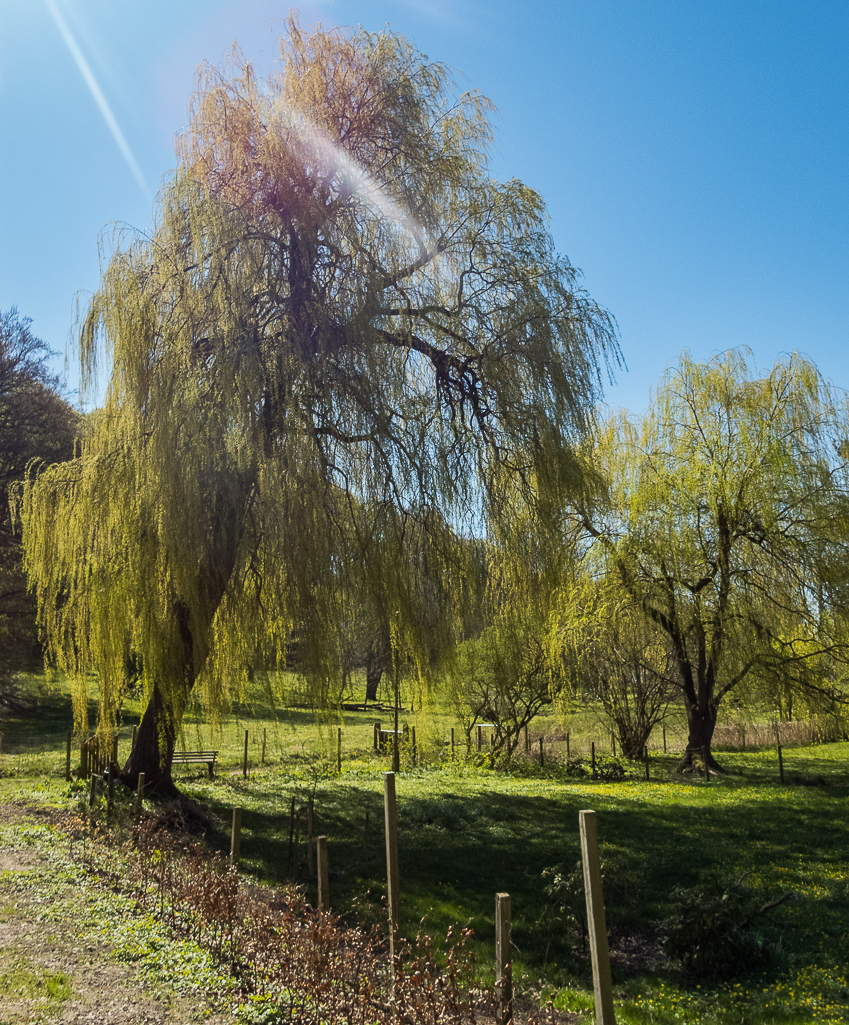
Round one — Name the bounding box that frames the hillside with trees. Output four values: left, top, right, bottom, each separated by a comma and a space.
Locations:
0, 308, 77, 709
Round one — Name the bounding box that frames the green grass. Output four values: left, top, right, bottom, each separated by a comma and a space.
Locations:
0, 956, 72, 1002
2, 672, 849, 1023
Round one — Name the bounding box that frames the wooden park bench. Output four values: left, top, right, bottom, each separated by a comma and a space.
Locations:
374, 725, 409, 751
171, 750, 218, 778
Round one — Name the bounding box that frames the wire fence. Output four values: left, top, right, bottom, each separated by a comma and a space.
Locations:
1, 710, 845, 780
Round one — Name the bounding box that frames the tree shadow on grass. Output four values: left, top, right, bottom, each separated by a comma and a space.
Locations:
178, 761, 849, 986
0, 683, 99, 752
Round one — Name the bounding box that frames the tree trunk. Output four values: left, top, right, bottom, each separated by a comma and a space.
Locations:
619, 723, 654, 760
121, 678, 182, 797
120, 600, 203, 797
365, 647, 384, 703
677, 703, 725, 774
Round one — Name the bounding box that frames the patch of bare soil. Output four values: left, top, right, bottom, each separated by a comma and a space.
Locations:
609, 929, 675, 978
0, 802, 227, 1024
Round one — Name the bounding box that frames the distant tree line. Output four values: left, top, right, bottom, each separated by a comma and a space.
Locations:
0, 309, 77, 709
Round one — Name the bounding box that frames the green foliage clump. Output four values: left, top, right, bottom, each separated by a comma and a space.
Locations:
539, 857, 624, 960
540, 860, 589, 951
660, 874, 790, 979
590, 754, 626, 781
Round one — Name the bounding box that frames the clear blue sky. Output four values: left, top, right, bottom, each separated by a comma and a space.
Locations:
1, 0, 846, 413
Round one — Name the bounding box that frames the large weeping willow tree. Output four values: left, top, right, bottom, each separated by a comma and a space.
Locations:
18, 18, 618, 794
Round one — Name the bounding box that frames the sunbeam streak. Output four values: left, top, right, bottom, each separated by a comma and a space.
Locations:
44, 0, 151, 202
272, 97, 422, 240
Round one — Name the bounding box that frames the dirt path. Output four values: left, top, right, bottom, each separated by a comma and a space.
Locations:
0, 805, 228, 1024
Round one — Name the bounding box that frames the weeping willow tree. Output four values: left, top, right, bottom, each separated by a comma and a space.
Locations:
572, 350, 849, 772
556, 574, 676, 759
18, 18, 618, 794
447, 481, 581, 755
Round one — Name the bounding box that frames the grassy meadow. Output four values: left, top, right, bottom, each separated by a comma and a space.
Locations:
1, 671, 848, 1024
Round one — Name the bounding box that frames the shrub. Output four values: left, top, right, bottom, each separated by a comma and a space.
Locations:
540, 858, 624, 956
660, 874, 791, 978
592, 755, 626, 781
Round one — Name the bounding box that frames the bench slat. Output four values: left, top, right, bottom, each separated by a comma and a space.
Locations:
171, 750, 218, 777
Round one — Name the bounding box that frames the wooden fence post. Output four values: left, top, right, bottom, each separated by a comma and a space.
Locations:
662, 725, 667, 753
337, 727, 342, 773
88, 772, 97, 809
451, 727, 455, 759
288, 795, 296, 876
317, 835, 330, 910
495, 892, 513, 1024
107, 763, 115, 825
384, 772, 401, 969
135, 772, 145, 819
778, 743, 785, 784
477, 724, 483, 752
307, 796, 314, 876
374, 721, 381, 751
294, 806, 303, 876
538, 737, 544, 767
524, 726, 529, 753
242, 730, 249, 778
65, 731, 72, 782
579, 810, 616, 1025
230, 807, 242, 868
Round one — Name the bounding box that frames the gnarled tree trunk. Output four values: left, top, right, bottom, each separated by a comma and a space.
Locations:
122, 678, 182, 797
121, 512, 243, 797
677, 698, 724, 774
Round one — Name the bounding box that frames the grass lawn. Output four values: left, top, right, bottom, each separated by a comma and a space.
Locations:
2, 673, 848, 1023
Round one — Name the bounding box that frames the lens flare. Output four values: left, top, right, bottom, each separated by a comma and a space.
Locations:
44, 0, 151, 202
272, 97, 420, 239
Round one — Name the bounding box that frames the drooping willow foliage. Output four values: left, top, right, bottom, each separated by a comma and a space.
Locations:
566, 349, 849, 770
18, 18, 618, 788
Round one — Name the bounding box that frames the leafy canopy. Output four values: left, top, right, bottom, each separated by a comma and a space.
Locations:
572, 348, 849, 751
